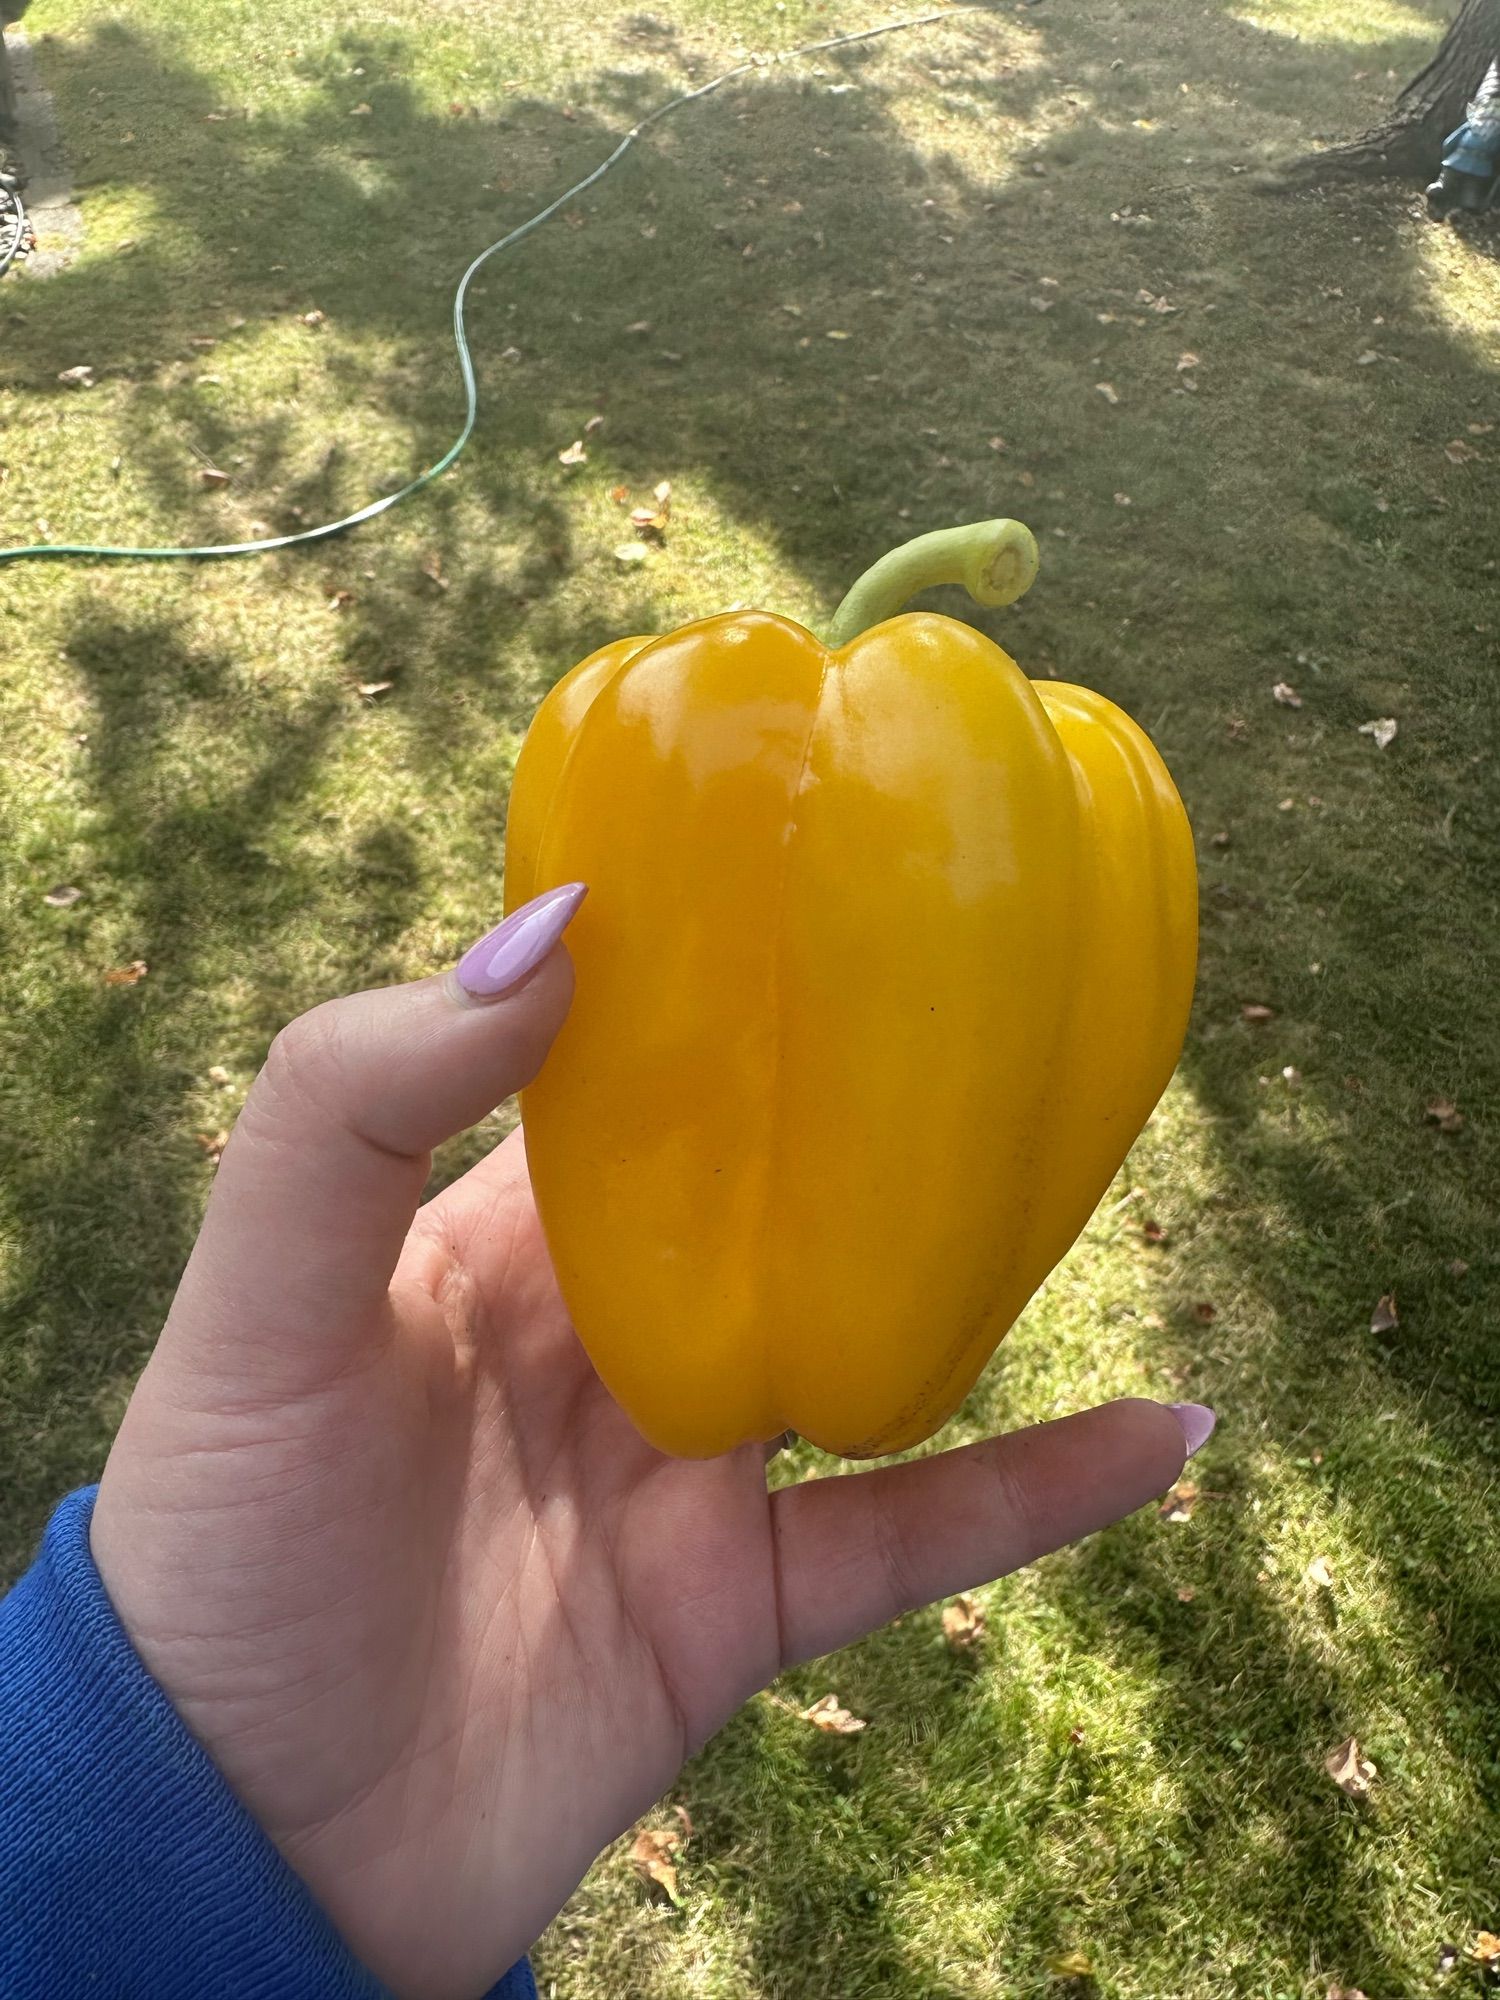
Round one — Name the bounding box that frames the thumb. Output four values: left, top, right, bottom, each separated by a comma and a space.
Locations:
160, 884, 585, 1399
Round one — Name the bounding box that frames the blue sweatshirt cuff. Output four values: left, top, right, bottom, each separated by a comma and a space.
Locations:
0, 1487, 536, 2000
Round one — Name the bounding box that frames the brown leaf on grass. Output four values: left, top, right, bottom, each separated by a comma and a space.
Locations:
802, 1693, 867, 1734
1095, 381, 1120, 405
1324, 1736, 1377, 1798
613, 541, 651, 565
419, 550, 448, 590
1358, 716, 1397, 748
1176, 1585, 1197, 1601
57, 365, 96, 388
1142, 1219, 1167, 1244
1242, 1003, 1275, 1024
629, 1827, 684, 1901
206, 1065, 232, 1086
1272, 681, 1302, 708
43, 884, 83, 907
1443, 438, 1481, 465
1471, 1933, 1500, 1966
557, 439, 588, 466
942, 1595, 985, 1650
104, 960, 149, 986
629, 507, 662, 532
195, 1128, 229, 1162
1159, 1478, 1200, 1522
988, 434, 1006, 451
653, 479, 672, 509
1448, 1258, 1470, 1279
357, 680, 394, 700
1370, 1294, 1399, 1334
1424, 1097, 1465, 1134
1177, 351, 1200, 372
198, 467, 231, 489
1327, 1986, 1369, 2000
1047, 1949, 1094, 1978
327, 588, 354, 611
1193, 1301, 1217, 1323
1306, 1555, 1335, 1589
1210, 830, 1231, 848
301, 308, 326, 327
582, 413, 606, 436
608, 484, 631, 504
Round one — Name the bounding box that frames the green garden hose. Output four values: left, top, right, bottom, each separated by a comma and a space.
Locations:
0, 7, 977, 569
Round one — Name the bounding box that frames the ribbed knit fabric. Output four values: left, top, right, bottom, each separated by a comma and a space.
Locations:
0, 1488, 536, 2000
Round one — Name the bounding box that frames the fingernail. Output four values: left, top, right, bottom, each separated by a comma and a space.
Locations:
454, 883, 587, 999
1167, 1402, 1217, 1458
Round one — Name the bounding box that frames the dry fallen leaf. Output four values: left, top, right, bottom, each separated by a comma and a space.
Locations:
301, 309, 326, 327
1142, 1218, 1167, 1244
43, 884, 83, 908
1358, 717, 1397, 748
1327, 1986, 1369, 2000
1324, 1736, 1377, 1799
1425, 1097, 1465, 1134
653, 478, 672, 508
825, 329, 852, 341
198, 467, 230, 489
583, 413, 605, 437
1448, 1258, 1470, 1279
1272, 681, 1303, 708
327, 588, 354, 611
802, 1693, 867, 1734
57, 365, 96, 389
1306, 1555, 1335, 1589
1047, 1949, 1094, 1978
1242, 1003, 1275, 1024
1177, 351, 1200, 372
1370, 1293, 1399, 1334
1443, 438, 1480, 465
1095, 381, 1120, 405
419, 550, 448, 590
1159, 1478, 1200, 1522
614, 541, 651, 565
104, 960, 149, 986
988, 434, 1006, 452
942, 1595, 985, 1650
357, 680, 394, 699
629, 1827, 683, 1901
557, 439, 588, 466
1176, 1585, 1196, 1602
1210, 830, 1231, 848
1193, 1301, 1217, 1323
207, 1065, 232, 1086
1471, 1933, 1500, 1967
195, 1128, 229, 1162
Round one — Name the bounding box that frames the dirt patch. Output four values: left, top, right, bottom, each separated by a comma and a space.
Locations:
3, 28, 81, 276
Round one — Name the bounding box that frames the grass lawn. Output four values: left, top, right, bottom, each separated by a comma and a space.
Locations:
3, 0, 1498, 1994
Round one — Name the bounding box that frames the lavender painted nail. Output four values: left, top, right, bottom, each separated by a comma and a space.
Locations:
1167, 1402, 1217, 1458
455, 883, 587, 1000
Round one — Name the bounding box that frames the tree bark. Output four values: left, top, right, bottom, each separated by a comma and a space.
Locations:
0, 30, 18, 148
1289, 0, 1500, 182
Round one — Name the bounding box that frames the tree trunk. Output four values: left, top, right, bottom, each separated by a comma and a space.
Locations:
1290, 0, 1500, 182
0, 30, 18, 148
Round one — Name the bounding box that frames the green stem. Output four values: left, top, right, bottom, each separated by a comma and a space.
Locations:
825, 519, 1040, 648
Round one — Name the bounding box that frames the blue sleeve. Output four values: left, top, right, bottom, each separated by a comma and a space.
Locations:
0, 1488, 536, 2000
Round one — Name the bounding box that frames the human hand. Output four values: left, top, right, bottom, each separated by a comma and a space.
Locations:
91, 885, 1210, 2000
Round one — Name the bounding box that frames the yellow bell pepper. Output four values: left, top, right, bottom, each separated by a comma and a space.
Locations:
504, 521, 1197, 1459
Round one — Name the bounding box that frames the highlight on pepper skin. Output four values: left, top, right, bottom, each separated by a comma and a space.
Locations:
504, 522, 1198, 1460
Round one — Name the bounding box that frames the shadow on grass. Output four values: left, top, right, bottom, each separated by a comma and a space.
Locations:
3, 0, 1498, 1992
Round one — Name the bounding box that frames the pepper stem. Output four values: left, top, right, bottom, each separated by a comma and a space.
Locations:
825, 519, 1040, 648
